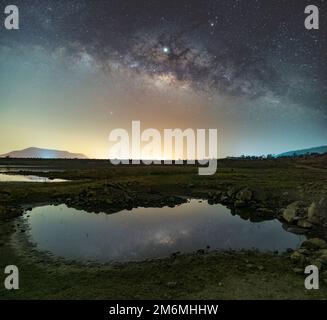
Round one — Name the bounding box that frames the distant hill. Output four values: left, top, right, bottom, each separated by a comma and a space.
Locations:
277, 145, 327, 157
0, 147, 87, 159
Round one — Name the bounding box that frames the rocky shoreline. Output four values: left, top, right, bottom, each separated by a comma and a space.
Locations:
203, 185, 327, 279
1, 159, 327, 286
290, 238, 327, 285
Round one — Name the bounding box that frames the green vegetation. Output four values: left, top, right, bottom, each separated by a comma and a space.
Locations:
1, 155, 327, 299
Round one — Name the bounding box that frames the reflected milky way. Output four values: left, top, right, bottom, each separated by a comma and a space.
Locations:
20, 200, 305, 262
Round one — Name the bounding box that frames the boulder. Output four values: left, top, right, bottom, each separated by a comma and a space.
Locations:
282, 201, 301, 223
227, 186, 239, 198
252, 189, 268, 202
234, 200, 246, 208
297, 219, 313, 229
236, 189, 252, 202
257, 207, 274, 214
308, 202, 317, 219
301, 238, 327, 250
307, 198, 327, 223
220, 196, 230, 204
290, 251, 306, 266
307, 202, 320, 224
297, 248, 310, 256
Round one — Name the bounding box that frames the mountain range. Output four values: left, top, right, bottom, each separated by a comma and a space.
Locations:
1, 145, 326, 159
277, 145, 327, 157
0, 147, 87, 159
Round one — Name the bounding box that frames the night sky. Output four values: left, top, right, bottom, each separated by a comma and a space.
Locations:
0, 0, 326, 158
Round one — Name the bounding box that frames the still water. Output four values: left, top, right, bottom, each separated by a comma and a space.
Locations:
0, 173, 66, 182
20, 200, 305, 262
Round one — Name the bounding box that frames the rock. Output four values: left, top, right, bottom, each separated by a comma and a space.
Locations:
308, 202, 317, 219
297, 219, 313, 229
285, 227, 306, 235
307, 202, 320, 224
307, 198, 327, 224
252, 189, 268, 202
167, 196, 176, 203
301, 238, 327, 250
86, 191, 96, 197
208, 191, 221, 201
257, 208, 274, 215
290, 251, 306, 266
282, 201, 301, 223
234, 200, 246, 208
227, 186, 238, 198
297, 248, 310, 255
213, 193, 221, 201
236, 189, 252, 202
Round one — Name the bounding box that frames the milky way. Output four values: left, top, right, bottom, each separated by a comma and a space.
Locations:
0, 0, 326, 157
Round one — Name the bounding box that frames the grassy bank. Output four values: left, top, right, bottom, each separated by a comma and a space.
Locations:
1, 156, 327, 299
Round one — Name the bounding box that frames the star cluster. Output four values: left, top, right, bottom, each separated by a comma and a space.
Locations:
0, 0, 326, 157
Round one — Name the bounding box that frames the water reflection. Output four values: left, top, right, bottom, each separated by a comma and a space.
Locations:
0, 173, 66, 183
20, 200, 305, 262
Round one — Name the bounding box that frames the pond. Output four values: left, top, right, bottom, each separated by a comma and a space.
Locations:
0, 173, 66, 183
18, 200, 305, 263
